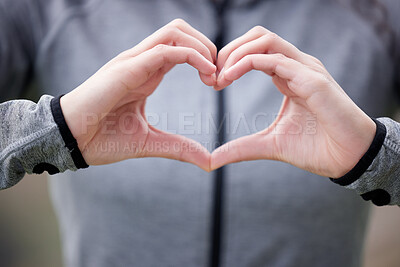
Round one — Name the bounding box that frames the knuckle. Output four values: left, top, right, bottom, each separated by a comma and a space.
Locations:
243, 54, 255, 65
274, 53, 286, 61
153, 44, 168, 53
242, 54, 252, 61
298, 72, 331, 89
272, 54, 286, 73
315, 73, 332, 86
228, 48, 240, 61
310, 55, 324, 66
259, 32, 279, 49
266, 32, 279, 43
185, 46, 195, 54
163, 26, 180, 39
188, 48, 199, 57
291, 72, 310, 88
117, 50, 131, 59
179, 47, 195, 60
170, 18, 187, 27
251, 25, 267, 34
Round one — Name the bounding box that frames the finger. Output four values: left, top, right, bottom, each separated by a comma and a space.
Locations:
158, 26, 215, 63
217, 26, 268, 70
217, 54, 305, 93
156, 23, 219, 86
167, 19, 217, 63
159, 64, 215, 89
143, 126, 211, 172
149, 45, 216, 74
220, 53, 353, 135
199, 71, 217, 87
210, 133, 274, 170
126, 45, 216, 88
217, 26, 313, 71
271, 75, 295, 97
128, 28, 215, 63
213, 66, 234, 90
220, 34, 312, 73
129, 19, 217, 64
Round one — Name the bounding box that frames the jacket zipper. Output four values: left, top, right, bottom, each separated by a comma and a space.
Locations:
209, 1, 229, 267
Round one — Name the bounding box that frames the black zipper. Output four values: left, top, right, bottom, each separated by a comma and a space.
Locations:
209, 1, 229, 267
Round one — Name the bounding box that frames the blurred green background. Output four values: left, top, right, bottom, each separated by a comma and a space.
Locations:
0, 173, 399, 267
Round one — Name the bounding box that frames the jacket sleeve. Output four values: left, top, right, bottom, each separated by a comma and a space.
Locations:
330, 118, 400, 206
0, 95, 88, 190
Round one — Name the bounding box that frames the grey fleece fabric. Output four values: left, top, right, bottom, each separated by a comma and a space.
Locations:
0, 95, 77, 189
0, 0, 399, 266
345, 118, 400, 205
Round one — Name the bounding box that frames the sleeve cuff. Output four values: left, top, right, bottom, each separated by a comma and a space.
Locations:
50, 95, 89, 169
329, 118, 390, 206
330, 118, 386, 186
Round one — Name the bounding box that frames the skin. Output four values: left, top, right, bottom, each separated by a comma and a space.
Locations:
60, 19, 217, 171
61, 19, 376, 178
211, 26, 376, 178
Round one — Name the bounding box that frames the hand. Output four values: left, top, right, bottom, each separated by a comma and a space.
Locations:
60, 19, 217, 171
211, 26, 376, 178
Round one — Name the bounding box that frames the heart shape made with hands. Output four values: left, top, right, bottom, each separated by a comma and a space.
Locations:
64, 20, 375, 177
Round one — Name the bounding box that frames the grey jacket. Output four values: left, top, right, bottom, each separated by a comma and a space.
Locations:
1, 0, 399, 266
0, 95, 77, 188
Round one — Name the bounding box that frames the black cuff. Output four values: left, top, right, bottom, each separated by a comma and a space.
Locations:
50, 95, 89, 169
330, 118, 386, 186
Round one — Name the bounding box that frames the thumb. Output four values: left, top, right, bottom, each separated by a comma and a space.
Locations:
142, 126, 211, 172
211, 133, 277, 170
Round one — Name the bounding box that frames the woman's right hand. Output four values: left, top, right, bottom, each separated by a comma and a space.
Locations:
59, 19, 217, 171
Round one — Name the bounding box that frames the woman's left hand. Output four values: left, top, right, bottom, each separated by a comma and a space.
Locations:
211, 26, 376, 178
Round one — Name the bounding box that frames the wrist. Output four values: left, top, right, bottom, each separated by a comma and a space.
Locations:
330, 118, 386, 184
51, 95, 89, 169
59, 93, 89, 154
348, 115, 376, 171
332, 112, 376, 178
